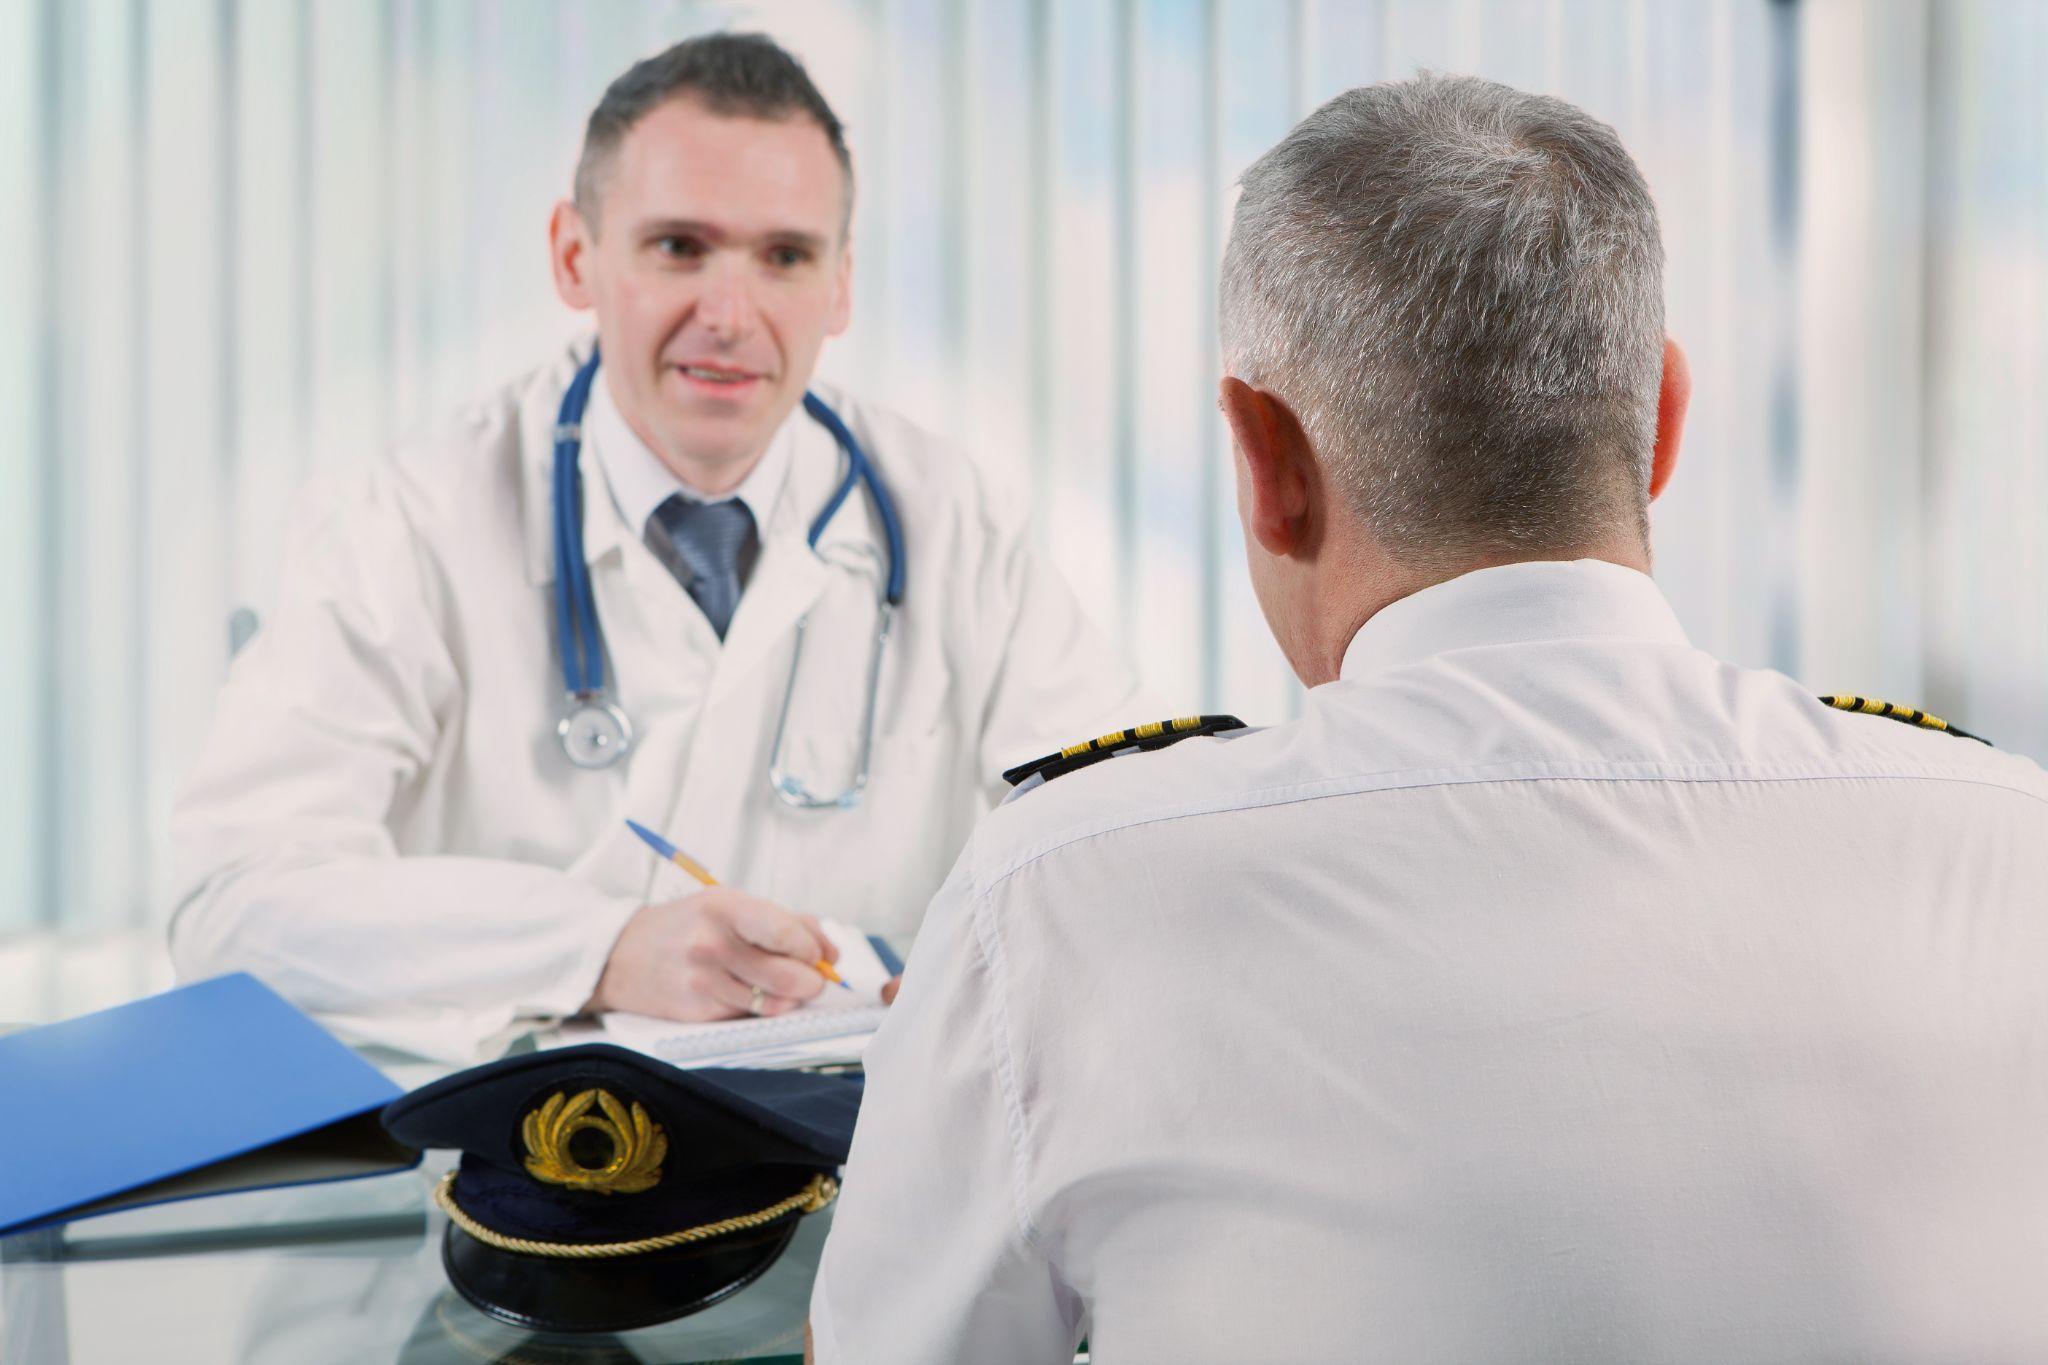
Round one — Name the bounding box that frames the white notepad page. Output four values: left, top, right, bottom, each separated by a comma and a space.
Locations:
599, 919, 892, 1068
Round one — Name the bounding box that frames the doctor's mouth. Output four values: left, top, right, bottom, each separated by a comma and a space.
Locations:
670, 357, 770, 402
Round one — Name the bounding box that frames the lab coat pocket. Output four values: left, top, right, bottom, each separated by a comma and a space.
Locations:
764, 726, 970, 941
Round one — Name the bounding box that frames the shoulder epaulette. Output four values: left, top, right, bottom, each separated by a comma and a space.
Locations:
1818, 694, 1991, 746
1002, 714, 1248, 790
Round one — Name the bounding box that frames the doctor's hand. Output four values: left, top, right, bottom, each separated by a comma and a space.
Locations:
584, 889, 841, 1022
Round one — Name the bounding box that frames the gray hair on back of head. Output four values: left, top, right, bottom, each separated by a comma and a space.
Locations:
1220, 73, 1665, 563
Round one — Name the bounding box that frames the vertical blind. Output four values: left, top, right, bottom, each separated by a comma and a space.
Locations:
3, 0, 2044, 935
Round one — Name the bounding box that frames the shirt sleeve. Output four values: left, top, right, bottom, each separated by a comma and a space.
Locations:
809, 858, 1083, 1363
167, 467, 641, 1063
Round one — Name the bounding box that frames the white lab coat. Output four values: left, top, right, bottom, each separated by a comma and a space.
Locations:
169, 340, 1149, 1061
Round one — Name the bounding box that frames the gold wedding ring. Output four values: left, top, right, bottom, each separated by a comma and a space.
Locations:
748, 984, 768, 1015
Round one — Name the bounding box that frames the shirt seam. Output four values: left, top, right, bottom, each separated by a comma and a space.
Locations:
967, 875, 1049, 1252
980, 760, 2048, 894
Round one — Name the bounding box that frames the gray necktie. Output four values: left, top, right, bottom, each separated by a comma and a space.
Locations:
648, 495, 757, 640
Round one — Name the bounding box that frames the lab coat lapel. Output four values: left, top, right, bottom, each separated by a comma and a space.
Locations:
657, 404, 883, 899
710, 535, 830, 701
594, 526, 736, 903
654, 546, 822, 896
568, 410, 730, 899
704, 403, 877, 706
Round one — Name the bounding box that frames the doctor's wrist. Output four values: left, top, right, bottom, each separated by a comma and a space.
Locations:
581, 902, 659, 1015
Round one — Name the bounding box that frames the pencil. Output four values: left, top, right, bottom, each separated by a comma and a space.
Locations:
623, 819, 848, 988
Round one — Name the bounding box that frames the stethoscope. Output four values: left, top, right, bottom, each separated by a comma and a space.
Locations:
552, 347, 906, 811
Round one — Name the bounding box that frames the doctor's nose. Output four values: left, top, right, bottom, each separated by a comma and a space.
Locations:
694, 266, 759, 343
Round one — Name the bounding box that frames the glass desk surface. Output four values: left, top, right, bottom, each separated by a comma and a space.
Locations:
0, 1153, 825, 1364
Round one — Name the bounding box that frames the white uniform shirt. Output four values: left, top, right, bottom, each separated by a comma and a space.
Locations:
587, 374, 793, 534
813, 559, 2048, 1365
168, 342, 1149, 1061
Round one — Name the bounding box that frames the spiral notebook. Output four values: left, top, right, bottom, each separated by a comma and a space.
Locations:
598, 921, 901, 1069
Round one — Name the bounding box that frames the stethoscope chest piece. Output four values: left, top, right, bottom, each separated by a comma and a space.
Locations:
559, 696, 634, 770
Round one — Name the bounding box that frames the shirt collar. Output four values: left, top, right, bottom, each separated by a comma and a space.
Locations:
1339, 559, 1691, 682
585, 373, 796, 535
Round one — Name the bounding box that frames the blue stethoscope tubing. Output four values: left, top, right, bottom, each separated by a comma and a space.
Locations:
551, 346, 905, 807
798, 390, 905, 606
553, 352, 608, 701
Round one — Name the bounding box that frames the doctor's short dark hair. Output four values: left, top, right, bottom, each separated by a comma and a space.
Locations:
574, 31, 853, 236
1220, 73, 1666, 566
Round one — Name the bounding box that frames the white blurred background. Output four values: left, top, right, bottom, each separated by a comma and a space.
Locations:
2, 0, 2043, 986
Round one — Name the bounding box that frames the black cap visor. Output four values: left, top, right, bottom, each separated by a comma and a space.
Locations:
441, 1215, 800, 1335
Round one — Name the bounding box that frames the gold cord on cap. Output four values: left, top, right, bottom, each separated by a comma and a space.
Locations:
433, 1170, 837, 1260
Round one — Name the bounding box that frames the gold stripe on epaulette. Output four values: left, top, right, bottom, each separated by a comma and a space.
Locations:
1820, 694, 1988, 744
1000, 713, 1252, 790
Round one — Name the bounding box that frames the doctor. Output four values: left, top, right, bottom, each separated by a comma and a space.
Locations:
169, 32, 1146, 1062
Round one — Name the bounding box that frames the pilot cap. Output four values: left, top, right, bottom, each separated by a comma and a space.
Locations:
383, 1044, 859, 1334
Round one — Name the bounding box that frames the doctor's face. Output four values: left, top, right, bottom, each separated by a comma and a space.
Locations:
552, 96, 853, 486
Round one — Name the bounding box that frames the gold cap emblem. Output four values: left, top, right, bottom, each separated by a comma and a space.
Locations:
521, 1088, 667, 1194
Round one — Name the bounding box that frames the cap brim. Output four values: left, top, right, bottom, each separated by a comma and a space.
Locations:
441, 1217, 799, 1335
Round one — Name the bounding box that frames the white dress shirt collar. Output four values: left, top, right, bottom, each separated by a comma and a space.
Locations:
1340, 558, 1690, 683
586, 372, 796, 535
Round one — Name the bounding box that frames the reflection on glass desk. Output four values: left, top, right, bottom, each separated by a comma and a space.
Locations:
0, 1152, 821, 1364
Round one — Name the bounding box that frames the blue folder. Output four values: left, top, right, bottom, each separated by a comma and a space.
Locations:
0, 972, 420, 1234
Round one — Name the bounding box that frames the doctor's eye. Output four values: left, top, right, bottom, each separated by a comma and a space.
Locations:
652, 235, 707, 262
765, 244, 813, 270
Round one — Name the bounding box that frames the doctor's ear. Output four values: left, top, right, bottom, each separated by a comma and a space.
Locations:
549, 200, 596, 311
826, 235, 854, 338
